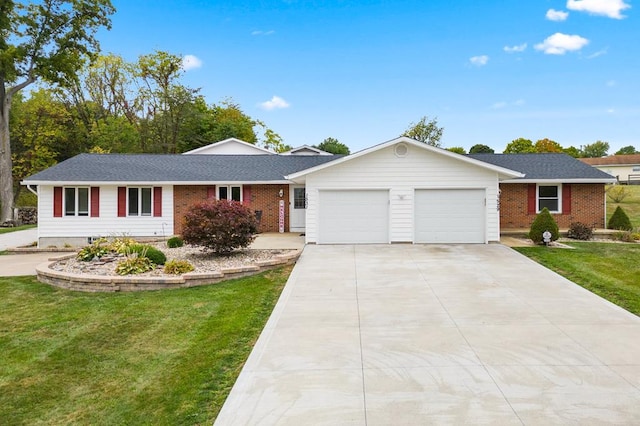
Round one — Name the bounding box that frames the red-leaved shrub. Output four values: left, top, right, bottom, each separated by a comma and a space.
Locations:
182, 200, 258, 254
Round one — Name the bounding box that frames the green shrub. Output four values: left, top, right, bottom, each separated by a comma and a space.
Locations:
606, 185, 629, 203
608, 206, 633, 231
163, 259, 195, 274
567, 222, 593, 240
182, 200, 258, 255
528, 207, 560, 244
77, 238, 110, 261
167, 236, 184, 248
115, 255, 155, 275
611, 231, 636, 242
128, 244, 167, 265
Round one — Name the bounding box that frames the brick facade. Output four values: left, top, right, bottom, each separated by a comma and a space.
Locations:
173, 184, 290, 235
499, 183, 606, 229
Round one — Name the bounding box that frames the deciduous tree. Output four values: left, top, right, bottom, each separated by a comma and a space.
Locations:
580, 140, 609, 158
0, 0, 114, 221
503, 138, 535, 153
615, 145, 638, 155
447, 147, 467, 154
534, 138, 563, 153
402, 116, 444, 147
315, 137, 350, 154
469, 144, 494, 154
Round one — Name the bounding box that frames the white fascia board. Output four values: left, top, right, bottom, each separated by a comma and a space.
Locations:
21, 180, 293, 186
286, 136, 524, 180
500, 178, 616, 184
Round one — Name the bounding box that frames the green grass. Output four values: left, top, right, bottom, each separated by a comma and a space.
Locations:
515, 242, 640, 315
0, 224, 36, 235
0, 266, 291, 425
607, 185, 640, 228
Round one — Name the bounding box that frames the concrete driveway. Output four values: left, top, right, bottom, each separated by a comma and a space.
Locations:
215, 244, 640, 425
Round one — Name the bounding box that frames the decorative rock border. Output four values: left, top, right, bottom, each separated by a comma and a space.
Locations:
36, 250, 301, 292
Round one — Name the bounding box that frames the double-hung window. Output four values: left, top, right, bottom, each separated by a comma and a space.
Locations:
64, 187, 89, 216
538, 185, 561, 213
218, 185, 242, 202
128, 187, 152, 216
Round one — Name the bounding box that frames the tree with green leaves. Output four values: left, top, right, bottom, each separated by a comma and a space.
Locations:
615, 145, 638, 155
469, 144, 494, 154
580, 140, 609, 158
315, 137, 350, 154
534, 138, 563, 153
0, 0, 115, 222
447, 147, 467, 154
563, 146, 581, 158
402, 116, 444, 147
503, 138, 535, 154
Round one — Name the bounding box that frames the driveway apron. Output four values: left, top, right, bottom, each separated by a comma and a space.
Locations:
214, 244, 640, 425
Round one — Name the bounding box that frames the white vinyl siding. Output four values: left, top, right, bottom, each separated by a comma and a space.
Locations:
304, 144, 500, 244
38, 185, 173, 240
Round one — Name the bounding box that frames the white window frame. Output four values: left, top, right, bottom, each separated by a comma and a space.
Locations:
64, 187, 90, 217
127, 187, 153, 216
537, 184, 562, 214
217, 185, 243, 202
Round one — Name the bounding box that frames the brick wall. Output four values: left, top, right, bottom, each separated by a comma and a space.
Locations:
173, 184, 289, 235
499, 183, 606, 229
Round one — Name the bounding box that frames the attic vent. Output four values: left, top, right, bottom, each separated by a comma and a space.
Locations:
394, 143, 408, 157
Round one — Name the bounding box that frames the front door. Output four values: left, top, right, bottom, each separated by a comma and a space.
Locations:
289, 185, 306, 232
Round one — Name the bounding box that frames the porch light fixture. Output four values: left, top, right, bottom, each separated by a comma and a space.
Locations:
279, 189, 284, 197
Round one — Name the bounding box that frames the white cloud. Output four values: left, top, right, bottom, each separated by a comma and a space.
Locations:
492, 99, 525, 109
259, 96, 290, 111
469, 55, 489, 66
534, 33, 589, 55
504, 43, 527, 53
587, 48, 608, 58
251, 30, 275, 36
546, 9, 569, 21
182, 55, 202, 71
566, 0, 631, 19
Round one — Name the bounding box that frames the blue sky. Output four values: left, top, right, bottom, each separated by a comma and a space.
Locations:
97, 0, 639, 153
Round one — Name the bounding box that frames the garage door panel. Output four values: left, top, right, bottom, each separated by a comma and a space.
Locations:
415, 189, 485, 243
319, 190, 388, 244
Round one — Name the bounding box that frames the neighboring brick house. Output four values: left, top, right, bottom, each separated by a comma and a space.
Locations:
469, 153, 614, 229
22, 137, 614, 247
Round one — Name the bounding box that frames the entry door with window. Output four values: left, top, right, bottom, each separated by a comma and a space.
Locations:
290, 186, 306, 232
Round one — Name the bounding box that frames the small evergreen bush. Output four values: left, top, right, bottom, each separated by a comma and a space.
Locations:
128, 244, 167, 265
608, 206, 633, 231
167, 236, 184, 248
182, 200, 258, 254
567, 222, 593, 240
163, 259, 195, 274
528, 207, 560, 244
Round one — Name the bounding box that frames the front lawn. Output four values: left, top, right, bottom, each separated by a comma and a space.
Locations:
0, 224, 36, 235
607, 185, 640, 228
515, 242, 640, 315
0, 266, 290, 424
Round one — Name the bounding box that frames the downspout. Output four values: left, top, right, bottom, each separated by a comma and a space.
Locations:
26, 184, 38, 196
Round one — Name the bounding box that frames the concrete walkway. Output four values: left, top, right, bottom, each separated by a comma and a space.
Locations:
0, 227, 37, 251
215, 244, 640, 425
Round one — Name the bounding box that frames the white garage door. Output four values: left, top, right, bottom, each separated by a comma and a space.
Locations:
415, 189, 485, 243
319, 190, 389, 244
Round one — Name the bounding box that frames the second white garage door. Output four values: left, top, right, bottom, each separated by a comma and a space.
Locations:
318, 190, 389, 244
414, 189, 486, 243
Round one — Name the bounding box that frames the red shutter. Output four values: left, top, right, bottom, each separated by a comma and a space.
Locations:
53, 187, 63, 217
117, 187, 127, 217
207, 186, 216, 200
527, 184, 537, 215
90, 187, 100, 217
153, 187, 162, 217
242, 185, 252, 206
562, 184, 572, 215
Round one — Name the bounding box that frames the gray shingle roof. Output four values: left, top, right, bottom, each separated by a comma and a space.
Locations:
23, 154, 341, 183
467, 153, 615, 181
